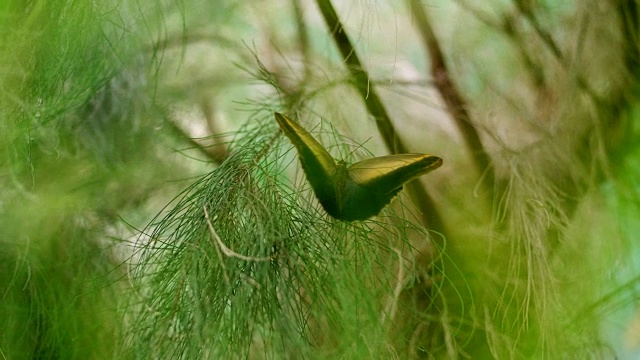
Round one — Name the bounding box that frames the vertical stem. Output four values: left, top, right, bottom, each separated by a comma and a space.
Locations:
316, 0, 406, 154
409, 0, 494, 193
315, 0, 445, 232
291, 0, 312, 81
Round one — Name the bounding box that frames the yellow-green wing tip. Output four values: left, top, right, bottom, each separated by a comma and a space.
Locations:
274, 112, 287, 126
423, 155, 443, 171
274, 112, 304, 136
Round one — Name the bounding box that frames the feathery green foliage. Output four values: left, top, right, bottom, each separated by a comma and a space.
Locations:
126, 115, 451, 358
2, 0, 640, 359
0, 0, 183, 358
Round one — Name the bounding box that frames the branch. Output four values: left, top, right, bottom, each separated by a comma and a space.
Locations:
316, 0, 407, 154
316, 0, 445, 232
409, 0, 494, 192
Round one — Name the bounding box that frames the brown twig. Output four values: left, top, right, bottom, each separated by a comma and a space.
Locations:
292, 0, 312, 82
165, 117, 228, 164
511, 0, 601, 104
315, 0, 445, 232
316, 0, 406, 154
203, 206, 272, 262
200, 98, 230, 162
409, 0, 494, 193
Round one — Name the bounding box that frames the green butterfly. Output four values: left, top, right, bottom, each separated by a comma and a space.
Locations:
275, 112, 443, 221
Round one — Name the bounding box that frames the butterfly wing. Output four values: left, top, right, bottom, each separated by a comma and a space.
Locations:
347, 154, 442, 191
340, 154, 442, 220
276, 113, 443, 221
274, 113, 343, 218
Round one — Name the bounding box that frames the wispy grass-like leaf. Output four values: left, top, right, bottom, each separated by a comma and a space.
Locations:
127, 113, 450, 358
